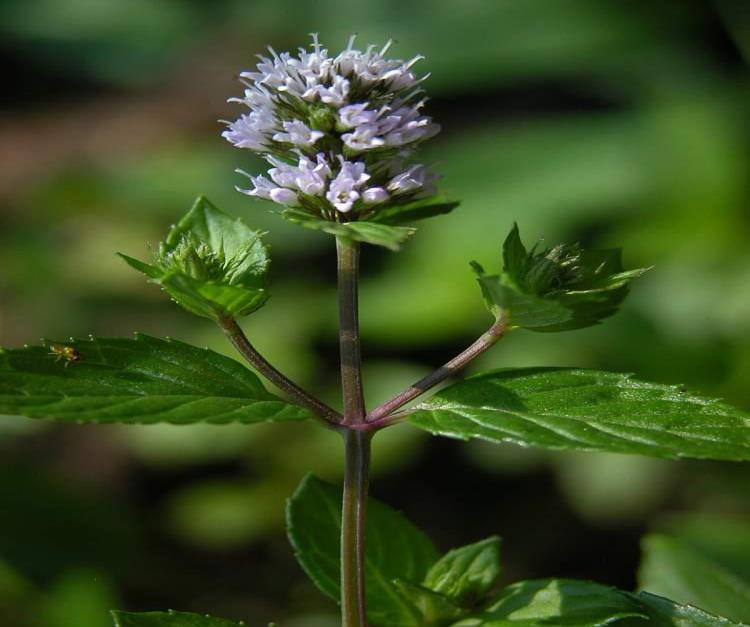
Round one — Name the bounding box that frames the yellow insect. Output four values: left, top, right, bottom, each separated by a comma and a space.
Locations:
48, 344, 82, 367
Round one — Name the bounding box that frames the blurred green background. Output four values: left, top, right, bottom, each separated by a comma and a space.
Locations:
1, 1, 750, 625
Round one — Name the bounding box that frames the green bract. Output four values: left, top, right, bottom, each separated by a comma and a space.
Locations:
472, 224, 649, 331
279, 196, 459, 251
280, 209, 417, 251
120, 196, 270, 320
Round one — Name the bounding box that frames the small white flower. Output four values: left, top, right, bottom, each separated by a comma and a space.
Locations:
387, 164, 438, 195
272, 120, 324, 148
338, 103, 377, 129
222, 110, 276, 151
362, 187, 389, 204
269, 188, 298, 205
342, 125, 386, 151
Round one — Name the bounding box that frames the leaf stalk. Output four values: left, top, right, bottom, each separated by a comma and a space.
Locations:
218, 315, 341, 425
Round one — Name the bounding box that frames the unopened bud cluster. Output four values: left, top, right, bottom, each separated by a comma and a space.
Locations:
223, 35, 440, 219
154, 234, 256, 285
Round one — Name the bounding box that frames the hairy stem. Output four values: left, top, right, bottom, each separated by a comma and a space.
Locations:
218, 316, 341, 425
341, 429, 372, 627
367, 317, 508, 423
337, 237, 366, 425
336, 236, 369, 627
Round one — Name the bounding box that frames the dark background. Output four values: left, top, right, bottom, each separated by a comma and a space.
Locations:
1, 1, 750, 625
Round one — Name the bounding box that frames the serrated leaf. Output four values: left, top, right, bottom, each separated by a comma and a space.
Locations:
0, 335, 311, 424
409, 368, 750, 461
111, 610, 245, 627
280, 209, 415, 251
451, 579, 648, 626
473, 225, 649, 332
639, 535, 750, 623
286, 474, 439, 627
370, 196, 460, 226
423, 536, 502, 607
120, 196, 270, 319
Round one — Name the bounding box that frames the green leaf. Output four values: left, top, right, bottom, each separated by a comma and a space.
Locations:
280, 209, 415, 251
452, 579, 648, 626
111, 610, 244, 627
423, 536, 502, 607
639, 534, 750, 623
286, 474, 439, 627
392, 579, 463, 624
0, 335, 311, 424
630, 591, 745, 627
370, 196, 460, 226
409, 368, 750, 461
120, 196, 270, 319
473, 224, 649, 331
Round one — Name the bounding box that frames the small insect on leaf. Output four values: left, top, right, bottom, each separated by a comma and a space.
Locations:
48, 344, 82, 367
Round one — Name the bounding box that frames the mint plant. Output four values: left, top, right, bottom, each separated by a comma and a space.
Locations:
2, 35, 750, 627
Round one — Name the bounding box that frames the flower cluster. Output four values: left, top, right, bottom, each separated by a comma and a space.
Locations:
223, 35, 441, 219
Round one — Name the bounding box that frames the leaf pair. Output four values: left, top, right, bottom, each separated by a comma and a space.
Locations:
286, 474, 743, 627
287, 474, 501, 626
281, 196, 459, 251
3, 340, 750, 462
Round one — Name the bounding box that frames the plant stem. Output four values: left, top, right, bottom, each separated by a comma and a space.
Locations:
366, 317, 508, 422
217, 315, 341, 425
337, 237, 366, 425
341, 429, 371, 627
336, 236, 369, 627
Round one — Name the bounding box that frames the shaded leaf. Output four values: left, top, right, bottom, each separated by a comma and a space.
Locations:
629, 591, 745, 627
286, 474, 439, 626
392, 579, 463, 624
409, 368, 750, 461
281, 209, 415, 251
371, 196, 460, 226
120, 196, 270, 319
0, 335, 311, 424
423, 536, 501, 607
639, 535, 750, 623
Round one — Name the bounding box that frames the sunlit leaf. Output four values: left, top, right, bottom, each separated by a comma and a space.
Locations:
0, 335, 311, 424
451, 579, 647, 626
423, 536, 501, 607
409, 368, 750, 460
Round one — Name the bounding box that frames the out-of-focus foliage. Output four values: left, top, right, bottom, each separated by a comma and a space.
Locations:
639, 516, 750, 624
1, 0, 749, 625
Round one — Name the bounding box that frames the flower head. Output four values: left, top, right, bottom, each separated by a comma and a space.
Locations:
223, 35, 441, 220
